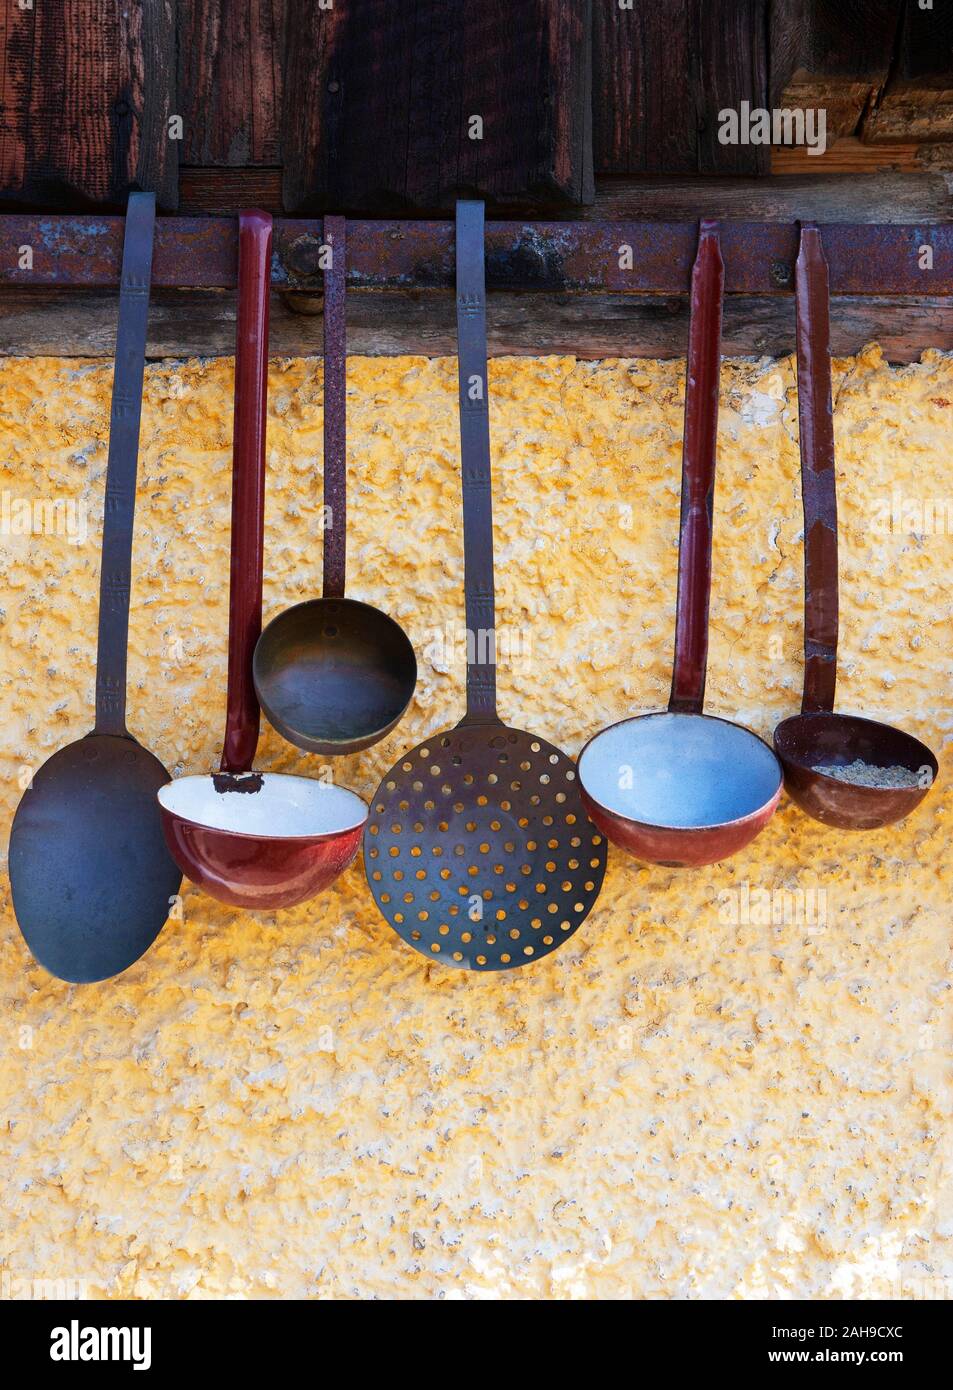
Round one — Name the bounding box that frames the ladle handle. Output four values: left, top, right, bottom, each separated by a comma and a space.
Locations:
669, 219, 724, 716
795, 223, 839, 715
221, 209, 272, 775
93, 191, 156, 737
323, 215, 347, 600
455, 200, 498, 724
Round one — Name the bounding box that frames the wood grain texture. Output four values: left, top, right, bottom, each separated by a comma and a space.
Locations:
693, 0, 770, 174
592, 0, 695, 174
770, 0, 900, 140
175, 166, 953, 223
863, 0, 953, 144
594, 0, 770, 175
0, 0, 177, 209
281, 0, 594, 212
179, 0, 286, 165
1, 288, 948, 363
592, 171, 952, 223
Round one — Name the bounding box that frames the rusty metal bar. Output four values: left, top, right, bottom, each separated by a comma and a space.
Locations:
0, 217, 949, 296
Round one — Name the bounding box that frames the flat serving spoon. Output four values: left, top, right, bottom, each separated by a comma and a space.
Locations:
9, 192, 182, 982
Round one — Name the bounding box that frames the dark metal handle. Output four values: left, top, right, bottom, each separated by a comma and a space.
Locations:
795, 223, 839, 714
220, 209, 272, 774
455, 200, 498, 724
323, 215, 347, 599
669, 219, 724, 715
93, 191, 156, 736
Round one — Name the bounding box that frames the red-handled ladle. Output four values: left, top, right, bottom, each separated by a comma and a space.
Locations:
157, 210, 367, 909
578, 220, 783, 868
773, 223, 937, 829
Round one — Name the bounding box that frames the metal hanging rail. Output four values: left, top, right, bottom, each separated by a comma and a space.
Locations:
0, 217, 950, 296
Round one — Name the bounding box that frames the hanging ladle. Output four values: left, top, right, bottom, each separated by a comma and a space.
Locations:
9, 192, 182, 982
253, 216, 416, 755
363, 200, 607, 970
577, 220, 783, 868
157, 210, 367, 909
773, 223, 937, 829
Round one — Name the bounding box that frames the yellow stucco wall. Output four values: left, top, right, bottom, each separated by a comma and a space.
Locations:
0, 348, 950, 1300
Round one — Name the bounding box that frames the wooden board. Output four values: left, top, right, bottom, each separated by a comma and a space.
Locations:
0, 287, 947, 364
594, 0, 770, 176
281, 0, 594, 212
179, 0, 286, 165
0, 0, 177, 209
174, 162, 953, 223
862, 1, 953, 144
770, 0, 900, 141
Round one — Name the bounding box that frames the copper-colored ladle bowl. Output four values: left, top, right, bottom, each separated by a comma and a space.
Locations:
578, 221, 782, 868
773, 224, 938, 831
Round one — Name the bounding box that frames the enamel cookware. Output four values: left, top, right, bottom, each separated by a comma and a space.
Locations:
157, 210, 367, 909
577, 220, 783, 868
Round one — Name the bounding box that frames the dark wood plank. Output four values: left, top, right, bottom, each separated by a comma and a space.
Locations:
863, 0, 953, 144
179, 1, 286, 165
592, 171, 952, 223
592, 0, 696, 174
173, 165, 953, 222
693, 0, 770, 174
594, 0, 769, 175
0, 0, 177, 209
281, 0, 594, 212
178, 166, 284, 213
0, 287, 947, 364
770, 0, 900, 140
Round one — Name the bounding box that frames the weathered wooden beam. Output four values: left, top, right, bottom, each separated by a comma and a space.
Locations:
281, 0, 594, 212
179, 0, 286, 166
592, 171, 951, 222
0, 0, 177, 209
0, 288, 947, 364
173, 165, 953, 223
769, 0, 900, 141
862, 1, 953, 144
2, 217, 948, 294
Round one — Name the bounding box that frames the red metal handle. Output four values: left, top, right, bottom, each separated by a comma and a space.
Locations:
322, 215, 347, 599
668, 219, 724, 715
220, 209, 272, 774
795, 223, 839, 714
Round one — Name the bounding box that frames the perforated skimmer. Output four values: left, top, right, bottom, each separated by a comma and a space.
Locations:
363, 200, 607, 971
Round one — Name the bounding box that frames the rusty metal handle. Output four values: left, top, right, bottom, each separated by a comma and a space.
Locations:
795, 223, 839, 714
669, 219, 724, 716
220, 210, 271, 774
322, 215, 347, 599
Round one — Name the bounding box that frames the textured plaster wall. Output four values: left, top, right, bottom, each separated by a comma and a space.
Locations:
0, 348, 950, 1300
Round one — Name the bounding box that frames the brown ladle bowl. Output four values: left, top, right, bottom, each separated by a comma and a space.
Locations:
774, 713, 937, 831
774, 224, 938, 833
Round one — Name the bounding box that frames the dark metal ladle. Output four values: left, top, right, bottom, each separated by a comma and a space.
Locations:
9, 192, 182, 982
773, 223, 938, 829
253, 216, 416, 756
